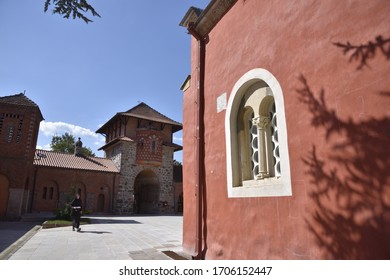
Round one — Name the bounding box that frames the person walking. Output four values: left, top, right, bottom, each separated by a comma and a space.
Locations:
71, 193, 83, 232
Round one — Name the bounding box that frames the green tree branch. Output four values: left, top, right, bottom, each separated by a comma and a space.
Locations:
44, 0, 101, 23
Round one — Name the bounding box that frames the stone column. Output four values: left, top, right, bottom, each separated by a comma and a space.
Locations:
252, 115, 270, 179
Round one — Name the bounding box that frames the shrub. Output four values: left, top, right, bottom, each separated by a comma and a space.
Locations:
53, 186, 77, 220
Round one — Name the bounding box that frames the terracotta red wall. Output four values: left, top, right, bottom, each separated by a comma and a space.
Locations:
182, 0, 390, 259
182, 37, 199, 254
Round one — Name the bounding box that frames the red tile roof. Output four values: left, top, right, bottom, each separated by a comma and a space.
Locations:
0, 93, 38, 107
33, 149, 119, 173
98, 136, 135, 151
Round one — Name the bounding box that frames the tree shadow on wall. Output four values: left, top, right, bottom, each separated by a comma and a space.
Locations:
333, 35, 390, 70
297, 74, 390, 259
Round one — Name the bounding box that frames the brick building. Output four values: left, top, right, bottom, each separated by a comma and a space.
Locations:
32, 148, 119, 214
0, 94, 43, 218
0, 94, 182, 219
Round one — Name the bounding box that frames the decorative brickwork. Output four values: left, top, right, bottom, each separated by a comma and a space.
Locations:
136, 129, 163, 165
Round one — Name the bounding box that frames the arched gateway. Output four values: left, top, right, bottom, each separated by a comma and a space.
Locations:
134, 170, 160, 214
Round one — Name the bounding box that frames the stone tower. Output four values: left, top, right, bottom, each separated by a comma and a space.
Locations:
96, 103, 182, 214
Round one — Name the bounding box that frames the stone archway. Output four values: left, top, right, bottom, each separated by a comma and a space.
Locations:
134, 170, 160, 214
0, 174, 9, 217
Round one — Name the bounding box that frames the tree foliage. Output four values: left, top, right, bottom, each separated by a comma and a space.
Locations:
44, 0, 100, 23
51, 132, 95, 156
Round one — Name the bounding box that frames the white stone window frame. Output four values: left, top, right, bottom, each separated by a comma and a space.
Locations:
225, 68, 292, 198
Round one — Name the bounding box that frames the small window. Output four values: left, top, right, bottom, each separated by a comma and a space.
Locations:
49, 187, 54, 200
42, 187, 47, 199
0, 113, 4, 134
6, 125, 14, 143
1, 114, 22, 143
149, 135, 159, 154
16, 117, 23, 143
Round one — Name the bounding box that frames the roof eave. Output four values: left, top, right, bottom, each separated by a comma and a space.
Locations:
163, 142, 183, 152
33, 164, 119, 174
179, 6, 203, 28
98, 137, 135, 151
120, 112, 182, 130
180, 0, 238, 38
96, 113, 122, 134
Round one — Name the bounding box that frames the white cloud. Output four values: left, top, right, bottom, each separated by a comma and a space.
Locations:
36, 143, 51, 150
40, 121, 100, 139
94, 139, 105, 147
38, 121, 105, 154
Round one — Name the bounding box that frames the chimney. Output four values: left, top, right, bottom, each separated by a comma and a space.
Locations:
74, 137, 83, 156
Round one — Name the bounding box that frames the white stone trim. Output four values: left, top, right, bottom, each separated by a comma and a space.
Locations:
225, 68, 292, 198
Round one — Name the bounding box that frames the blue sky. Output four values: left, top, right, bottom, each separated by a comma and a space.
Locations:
0, 0, 209, 162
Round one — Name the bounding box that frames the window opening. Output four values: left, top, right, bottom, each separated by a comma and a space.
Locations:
6, 125, 14, 143
42, 187, 47, 199
16, 117, 23, 143
49, 187, 54, 200
225, 68, 292, 197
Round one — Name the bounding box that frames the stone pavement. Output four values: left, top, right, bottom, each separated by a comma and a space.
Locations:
0, 215, 190, 260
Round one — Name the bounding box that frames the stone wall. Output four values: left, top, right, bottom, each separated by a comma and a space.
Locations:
113, 140, 176, 214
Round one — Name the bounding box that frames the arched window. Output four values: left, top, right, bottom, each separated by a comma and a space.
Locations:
225, 69, 292, 197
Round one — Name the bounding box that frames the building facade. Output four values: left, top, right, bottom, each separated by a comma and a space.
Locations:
0, 94, 182, 219
32, 148, 120, 214
180, 0, 390, 259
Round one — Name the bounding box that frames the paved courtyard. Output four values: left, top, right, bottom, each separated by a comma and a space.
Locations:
0, 215, 188, 260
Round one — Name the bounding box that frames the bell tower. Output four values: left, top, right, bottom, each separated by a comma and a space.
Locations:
0, 93, 43, 218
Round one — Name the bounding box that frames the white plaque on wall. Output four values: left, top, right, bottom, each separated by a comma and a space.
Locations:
217, 92, 227, 113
